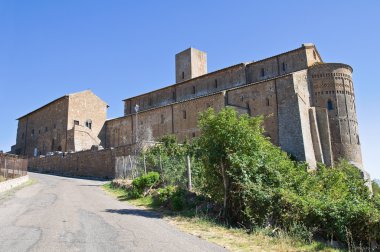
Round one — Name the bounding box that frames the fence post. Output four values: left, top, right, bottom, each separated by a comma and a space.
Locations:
128, 155, 133, 179
186, 155, 192, 191
143, 154, 147, 175
159, 154, 164, 183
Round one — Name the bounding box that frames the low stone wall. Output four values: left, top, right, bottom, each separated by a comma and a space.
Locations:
28, 145, 134, 179
0, 175, 29, 193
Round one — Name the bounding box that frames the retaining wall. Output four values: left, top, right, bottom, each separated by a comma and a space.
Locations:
28, 145, 134, 179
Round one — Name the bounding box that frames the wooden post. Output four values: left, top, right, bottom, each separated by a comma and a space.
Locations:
143, 154, 147, 174
159, 154, 163, 183
186, 155, 192, 191
128, 155, 133, 179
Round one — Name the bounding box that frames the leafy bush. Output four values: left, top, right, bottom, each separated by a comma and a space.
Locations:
131, 171, 160, 197
154, 186, 192, 211
156, 186, 176, 205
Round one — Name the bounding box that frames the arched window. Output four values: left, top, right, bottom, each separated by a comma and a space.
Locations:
327, 100, 334, 111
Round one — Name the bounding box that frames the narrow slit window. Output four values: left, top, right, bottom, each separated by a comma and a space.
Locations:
261, 68, 265, 77
183, 110, 187, 119
214, 79, 218, 89
192, 86, 196, 94
327, 100, 334, 111
161, 114, 164, 124
182, 72, 185, 79
313, 50, 317, 60
282, 62, 286, 72
85, 120, 92, 129
266, 98, 270, 106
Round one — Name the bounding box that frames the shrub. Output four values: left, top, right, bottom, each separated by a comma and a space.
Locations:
154, 186, 189, 211
156, 186, 176, 205
131, 171, 160, 197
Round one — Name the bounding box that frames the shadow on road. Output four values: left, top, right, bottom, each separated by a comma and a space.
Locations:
104, 208, 162, 219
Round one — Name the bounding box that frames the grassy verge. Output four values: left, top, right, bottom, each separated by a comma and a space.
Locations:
102, 182, 343, 252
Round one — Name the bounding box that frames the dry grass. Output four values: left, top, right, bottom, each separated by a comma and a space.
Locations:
166, 216, 342, 252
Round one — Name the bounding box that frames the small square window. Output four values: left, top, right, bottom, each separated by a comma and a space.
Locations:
74, 120, 79, 126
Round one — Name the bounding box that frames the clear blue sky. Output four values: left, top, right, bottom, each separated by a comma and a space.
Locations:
1, 1, 379, 179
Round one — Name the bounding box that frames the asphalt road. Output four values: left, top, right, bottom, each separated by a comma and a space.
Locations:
0, 172, 226, 252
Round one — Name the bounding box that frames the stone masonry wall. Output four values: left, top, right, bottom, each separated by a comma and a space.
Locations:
15, 97, 69, 156
28, 145, 134, 179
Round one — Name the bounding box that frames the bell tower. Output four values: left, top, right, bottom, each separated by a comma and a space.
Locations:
175, 48, 207, 83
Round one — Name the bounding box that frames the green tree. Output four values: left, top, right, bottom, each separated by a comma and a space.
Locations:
197, 107, 293, 223
373, 180, 380, 196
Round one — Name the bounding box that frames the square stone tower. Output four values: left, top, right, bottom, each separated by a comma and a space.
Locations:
175, 48, 207, 83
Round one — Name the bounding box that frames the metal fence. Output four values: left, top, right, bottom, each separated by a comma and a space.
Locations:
0, 154, 28, 182
115, 154, 194, 189
115, 155, 142, 179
